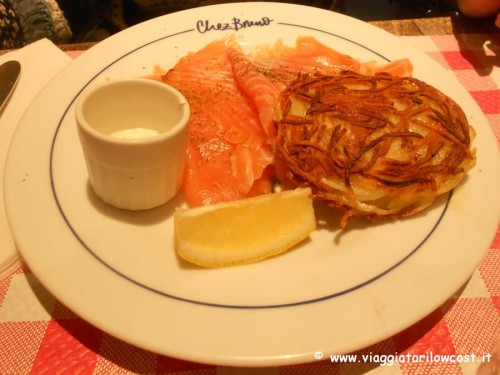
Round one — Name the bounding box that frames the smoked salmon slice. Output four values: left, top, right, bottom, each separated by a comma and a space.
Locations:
162, 40, 274, 206
251, 36, 362, 78
250, 36, 412, 79
227, 46, 282, 138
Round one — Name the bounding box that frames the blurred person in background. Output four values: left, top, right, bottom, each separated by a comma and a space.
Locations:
454, 0, 500, 26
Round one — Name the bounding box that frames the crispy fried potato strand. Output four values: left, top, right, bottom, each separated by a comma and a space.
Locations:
275, 72, 476, 228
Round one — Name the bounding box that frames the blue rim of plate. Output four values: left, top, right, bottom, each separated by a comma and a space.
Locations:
49, 22, 451, 310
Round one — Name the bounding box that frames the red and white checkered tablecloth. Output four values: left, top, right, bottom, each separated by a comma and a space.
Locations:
1, 33, 499, 375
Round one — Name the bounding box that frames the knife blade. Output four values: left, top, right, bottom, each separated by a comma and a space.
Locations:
0, 60, 21, 113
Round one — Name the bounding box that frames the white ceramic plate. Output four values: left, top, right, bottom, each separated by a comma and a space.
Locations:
4, 2, 500, 367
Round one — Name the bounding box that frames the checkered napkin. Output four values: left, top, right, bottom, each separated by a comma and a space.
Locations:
0, 34, 499, 375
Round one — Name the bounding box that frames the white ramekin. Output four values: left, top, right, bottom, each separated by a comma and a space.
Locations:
75, 78, 190, 210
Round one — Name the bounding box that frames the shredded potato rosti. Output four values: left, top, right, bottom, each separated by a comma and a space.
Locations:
275, 71, 476, 228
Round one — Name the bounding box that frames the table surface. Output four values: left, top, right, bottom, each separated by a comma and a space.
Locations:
1, 15, 499, 375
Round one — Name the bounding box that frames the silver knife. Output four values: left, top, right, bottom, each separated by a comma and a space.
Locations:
0, 60, 21, 112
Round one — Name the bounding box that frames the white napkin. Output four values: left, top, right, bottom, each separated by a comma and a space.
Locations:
0, 38, 72, 279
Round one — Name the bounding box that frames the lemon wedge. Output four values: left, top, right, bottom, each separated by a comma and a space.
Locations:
174, 187, 316, 267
